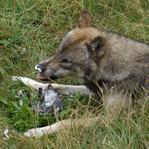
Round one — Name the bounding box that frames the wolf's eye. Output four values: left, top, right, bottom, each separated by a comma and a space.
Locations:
61, 58, 72, 64
60, 58, 73, 69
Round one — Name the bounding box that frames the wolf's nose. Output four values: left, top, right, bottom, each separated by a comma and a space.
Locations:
35, 64, 45, 73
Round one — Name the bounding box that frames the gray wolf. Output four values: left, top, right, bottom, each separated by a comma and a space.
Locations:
13, 11, 149, 137
36, 11, 149, 98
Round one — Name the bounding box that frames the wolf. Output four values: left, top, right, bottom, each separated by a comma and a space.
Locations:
13, 11, 149, 137
35, 11, 149, 104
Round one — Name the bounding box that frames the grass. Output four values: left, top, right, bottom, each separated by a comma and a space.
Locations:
0, 0, 149, 148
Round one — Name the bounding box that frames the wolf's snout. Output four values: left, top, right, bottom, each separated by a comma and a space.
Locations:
35, 64, 46, 73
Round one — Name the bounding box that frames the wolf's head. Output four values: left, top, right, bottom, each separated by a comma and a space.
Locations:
35, 11, 107, 81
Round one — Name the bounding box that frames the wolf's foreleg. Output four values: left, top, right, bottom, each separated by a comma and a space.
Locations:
24, 117, 99, 137
12, 76, 91, 95
51, 83, 91, 95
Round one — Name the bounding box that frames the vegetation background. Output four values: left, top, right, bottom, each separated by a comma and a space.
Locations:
0, 0, 149, 148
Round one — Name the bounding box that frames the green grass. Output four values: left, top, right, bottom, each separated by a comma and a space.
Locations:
0, 0, 149, 148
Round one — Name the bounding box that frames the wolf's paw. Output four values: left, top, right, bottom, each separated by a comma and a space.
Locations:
24, 128, 40, 137
24, 127, 48, 137
11, 76, 19, 81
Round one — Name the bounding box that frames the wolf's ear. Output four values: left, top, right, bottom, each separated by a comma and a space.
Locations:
78, 10, 92, 28
87, 36, 105, 52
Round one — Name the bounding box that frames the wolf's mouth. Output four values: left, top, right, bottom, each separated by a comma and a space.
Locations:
36, 73, 49, 81
36, 73, 58, 81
